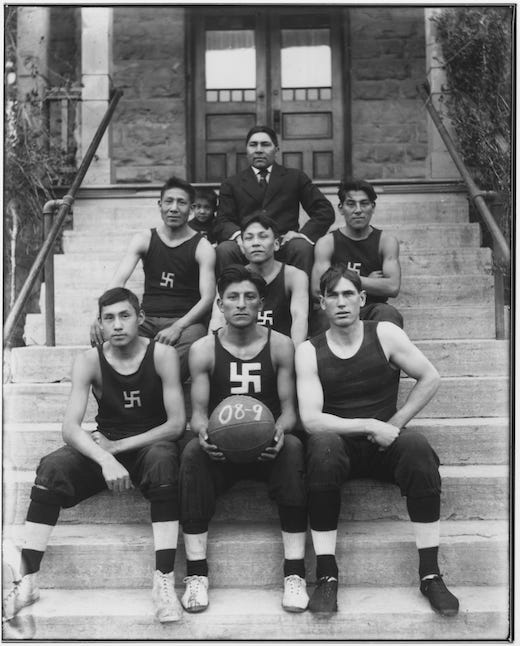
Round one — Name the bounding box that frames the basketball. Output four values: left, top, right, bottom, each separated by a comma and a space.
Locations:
207, 395, 276, 463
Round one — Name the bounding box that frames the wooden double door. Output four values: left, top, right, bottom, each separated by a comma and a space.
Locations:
190, 7, 348, 182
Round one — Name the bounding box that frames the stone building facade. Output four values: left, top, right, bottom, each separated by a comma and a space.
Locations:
18, 5, 458, 185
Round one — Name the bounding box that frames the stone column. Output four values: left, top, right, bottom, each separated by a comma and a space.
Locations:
424, 8, 461, 179
80, 7, 114, 184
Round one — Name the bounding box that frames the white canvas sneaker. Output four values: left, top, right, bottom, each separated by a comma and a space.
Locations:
3, 573, 40, 621
181, 575, 209, 613
282, 574, 309, 612
152, 570, 183, 623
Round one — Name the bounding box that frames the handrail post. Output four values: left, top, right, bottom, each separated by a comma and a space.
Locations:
43, 200, 62, 346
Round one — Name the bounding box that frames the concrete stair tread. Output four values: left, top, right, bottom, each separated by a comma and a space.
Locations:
6, 463, 508, 484
5, 518, 508, 544
3, 416, 509, 434
8, 340, 509, 384
12, 586, 509, 640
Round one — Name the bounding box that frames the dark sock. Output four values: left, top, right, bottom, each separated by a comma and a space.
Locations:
155, 549, 176, 574
186, 559, 208, 577
284, 558, 305, 578
20, 549, 44, 576
316, 554, 338, 580
418, 546, 440, 579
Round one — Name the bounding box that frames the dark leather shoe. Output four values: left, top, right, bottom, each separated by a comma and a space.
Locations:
308, 576, 338, 613
420, 575, 459, 616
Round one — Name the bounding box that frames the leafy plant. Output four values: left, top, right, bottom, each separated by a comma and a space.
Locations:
4, 7, 79, 346
432, 7, 512, 248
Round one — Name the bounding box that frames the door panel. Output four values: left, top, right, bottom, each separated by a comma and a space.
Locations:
192, 8, 345, 182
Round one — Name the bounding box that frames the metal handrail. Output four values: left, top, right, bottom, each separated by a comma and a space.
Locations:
418, 82, 510, 266
3, 88, 124, 346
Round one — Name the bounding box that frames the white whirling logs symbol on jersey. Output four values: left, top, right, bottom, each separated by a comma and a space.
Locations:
257, 310, 274, 326
160, 272, 175, 288
346, 262, 362, 275
123, 390, 142, 408
229, 362, 261, 394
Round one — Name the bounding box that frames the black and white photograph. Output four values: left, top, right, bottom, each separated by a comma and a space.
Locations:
2, 2, 513, 642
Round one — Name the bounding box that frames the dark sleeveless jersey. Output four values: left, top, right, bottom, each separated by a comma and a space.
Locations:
141, 229, 202, 317
209, 329, 281, 419
94, 340, 167, 440
331, 227, 386, 304
310, 322, 400, 421
258, 264, 291, 337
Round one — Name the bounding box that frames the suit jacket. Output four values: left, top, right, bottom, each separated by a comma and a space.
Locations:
214, 162, 335, 243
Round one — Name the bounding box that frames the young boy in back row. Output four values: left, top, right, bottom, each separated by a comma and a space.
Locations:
189, 188, 218, 245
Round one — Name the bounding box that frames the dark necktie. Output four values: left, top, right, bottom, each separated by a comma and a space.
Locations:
258, 168, 268, 191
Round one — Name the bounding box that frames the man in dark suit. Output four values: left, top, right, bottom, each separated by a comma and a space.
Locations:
213, 126, 335, 277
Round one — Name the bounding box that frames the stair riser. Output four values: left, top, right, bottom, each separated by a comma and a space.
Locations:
62, 225, 482, 254
20, 533, 508, 589
3, 378, 509, 423
3, 421, 510, 471
25, 307, 497, 344
8, 341, 509, 383
4, 474, 508, 525
52, 258, 493, 288
71, 208, 469, 233
21, 609, 509, 642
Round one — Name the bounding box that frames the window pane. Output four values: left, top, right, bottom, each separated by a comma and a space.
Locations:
206, 30, 256, 89
281, 28, 331, 88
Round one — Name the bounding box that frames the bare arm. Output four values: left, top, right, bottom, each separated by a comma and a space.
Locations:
155, 238, 216, 345
109, 230, 150, 287
90, 231, 149, 345
311, 234, 334, 299
287, 266, 309, 345
295, 341, 399, 445
62, 351, 132, 491
189, 336, 225, 460
360, 233, 401, 298
258, 333, 296, 461
377, 322, 440, 429
93, 344, 186, 455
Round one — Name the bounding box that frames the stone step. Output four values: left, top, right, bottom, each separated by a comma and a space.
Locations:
24, 305, 497, 345
8, 340, 509, 384
70, 203, 470, 233
4, 465, 508, 525
52, 247, 494, 279
2, 376, 509, 424
4, 520, 508, 589
5, 585, 508, 641
3, 418, 509, 472
46, 275, 494, 312
61, 223, 482, 254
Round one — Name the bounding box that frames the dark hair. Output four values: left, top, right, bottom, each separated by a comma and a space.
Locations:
241, 212, 280, 237
98, 287, 141, 317
217, 264, 267, 299
319, 264, 363, 296
194, 187, 218, 211
337, 178, 377, 204
245, 125, 278, 147
160, 175, 195, 203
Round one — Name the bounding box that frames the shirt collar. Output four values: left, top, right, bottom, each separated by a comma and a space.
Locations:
253, 165, 273, 177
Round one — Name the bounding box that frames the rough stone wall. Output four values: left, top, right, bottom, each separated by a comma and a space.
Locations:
349, 7, 428, 179
112, 7, 187, 183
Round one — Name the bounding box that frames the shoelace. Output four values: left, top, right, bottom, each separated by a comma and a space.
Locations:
286, 575, 303, 594
184, 575, 204, 602
157, 574, 175, 603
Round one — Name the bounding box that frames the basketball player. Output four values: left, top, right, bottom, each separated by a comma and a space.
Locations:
90, 175, 216, 382
4, 288, 187, 624
179, 265, 308, 614
310, 178, 403, 334
210, 213, 309, 345
295, 265, 459, 616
